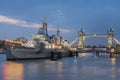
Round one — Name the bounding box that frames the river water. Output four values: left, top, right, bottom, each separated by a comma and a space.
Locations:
0, 53, 120, 80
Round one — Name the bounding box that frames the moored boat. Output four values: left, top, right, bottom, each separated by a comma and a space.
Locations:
5, 17, 71, 60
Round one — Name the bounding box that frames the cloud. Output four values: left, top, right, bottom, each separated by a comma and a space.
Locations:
0, 15, 70, 32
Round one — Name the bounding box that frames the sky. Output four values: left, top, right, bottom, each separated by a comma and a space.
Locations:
0, 0, 120, 45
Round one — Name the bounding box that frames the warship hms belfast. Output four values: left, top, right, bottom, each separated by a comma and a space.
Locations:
6, 17, 71, 60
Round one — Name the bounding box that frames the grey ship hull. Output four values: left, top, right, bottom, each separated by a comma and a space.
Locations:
6, 46, 71, 60
6, 46, 51, 60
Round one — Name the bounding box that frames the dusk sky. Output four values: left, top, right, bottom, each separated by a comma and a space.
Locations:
0, 0, 120, 45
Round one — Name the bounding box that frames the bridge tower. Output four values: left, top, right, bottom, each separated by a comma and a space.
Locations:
78, 29, 85, 49
107, 28, 114, 48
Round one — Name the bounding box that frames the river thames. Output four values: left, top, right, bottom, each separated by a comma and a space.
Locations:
0, 53, 120, 80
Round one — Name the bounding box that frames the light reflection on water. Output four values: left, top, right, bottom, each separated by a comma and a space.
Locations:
0, 53, 120, 80
110, 58, 117, 80
2, 62, 24, 80
110, 58, 116, 65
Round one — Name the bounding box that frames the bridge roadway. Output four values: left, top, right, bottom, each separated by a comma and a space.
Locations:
74, 48, 109, 53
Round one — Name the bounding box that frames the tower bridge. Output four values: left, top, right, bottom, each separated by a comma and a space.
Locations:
78, 28, 114, 49
70, 28, 120, 53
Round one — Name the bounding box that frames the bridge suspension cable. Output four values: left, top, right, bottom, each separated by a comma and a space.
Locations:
70, 37, 78, 47
114, 37, 120, 44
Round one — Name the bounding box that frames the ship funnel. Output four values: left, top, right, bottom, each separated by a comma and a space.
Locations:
57, 28, 60, 36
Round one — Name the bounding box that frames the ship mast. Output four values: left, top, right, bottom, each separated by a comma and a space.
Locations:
42, 17, 48, 36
